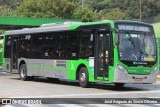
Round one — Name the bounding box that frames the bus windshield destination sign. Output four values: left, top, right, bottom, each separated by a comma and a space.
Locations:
118, 24, 151, 32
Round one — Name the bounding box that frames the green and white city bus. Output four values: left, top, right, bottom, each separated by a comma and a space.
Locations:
3, 20, 158, 87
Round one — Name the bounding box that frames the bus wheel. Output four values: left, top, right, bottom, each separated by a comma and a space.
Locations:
20, 64, 29, 81
79, 67, 90, 88
114, 83, 125, 88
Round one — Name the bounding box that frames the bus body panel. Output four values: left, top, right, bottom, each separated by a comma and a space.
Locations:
18, 58, 96, 82
18, 58, 68, 79
68, 59, 95, 82
113, 66, 158, 83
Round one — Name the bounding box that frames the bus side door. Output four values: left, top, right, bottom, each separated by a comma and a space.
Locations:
11, 36, 19, 72
94, 29, 111, 80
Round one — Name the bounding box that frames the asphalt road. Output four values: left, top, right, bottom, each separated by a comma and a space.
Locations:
0, 72, 160, 98
0, 72, 160, 107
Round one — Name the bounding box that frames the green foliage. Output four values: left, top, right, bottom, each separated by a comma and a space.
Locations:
13, 0, 76, 19
0, 5, 9, 16
101, 8, 125, 20
73, 6, 98, 22
12, 0, 99, 22
84, 0, 110, 11
0, 0, 159, 22
0, 29, 4, 34
0, 0, 21, 5
0, 0, 23, 16
123, 0, 160, 21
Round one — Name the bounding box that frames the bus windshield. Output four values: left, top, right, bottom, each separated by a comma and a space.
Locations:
118, 32, 156, 62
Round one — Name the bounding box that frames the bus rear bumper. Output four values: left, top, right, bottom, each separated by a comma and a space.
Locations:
113, 68, 158, 84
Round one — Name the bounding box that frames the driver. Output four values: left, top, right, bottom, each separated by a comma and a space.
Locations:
119, 39, 138, 61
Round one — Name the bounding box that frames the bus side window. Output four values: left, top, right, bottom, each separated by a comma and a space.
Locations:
85, 45, 93, 57
5, 36, 12, 58
20, 35, 32, 58
80, 30, 94, 58
67, 32, 79, 58
55, 45, 64, 57
32, 34, 44, 59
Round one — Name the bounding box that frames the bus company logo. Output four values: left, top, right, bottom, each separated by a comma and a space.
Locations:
133, 62, 147, 65
56, 60, 67, 68
2, 99, 11, 104
133, 62, 137, 65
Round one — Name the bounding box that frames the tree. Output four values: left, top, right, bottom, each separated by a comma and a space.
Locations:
124, 0, 160, 21
83, 0, 110, 11
0, 0, 159, 23
101, 8, 125, 20
73, 6, 98, 22
0, 0, 23, 6
0, 5, 9, 16
13, 0, 76, 19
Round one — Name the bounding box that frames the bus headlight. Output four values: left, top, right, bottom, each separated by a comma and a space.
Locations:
117, 64, 128, 74
151, 67, 158, 75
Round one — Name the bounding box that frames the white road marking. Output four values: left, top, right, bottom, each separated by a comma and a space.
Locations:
120, 104, 151, 107
2, 105, 15, 107
3, 104, 159, 107
11, 90, 160, 98
57, 104, 85, 107
88, 104, 117, 107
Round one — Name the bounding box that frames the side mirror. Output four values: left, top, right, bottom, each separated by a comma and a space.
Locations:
115, 34, 119, 45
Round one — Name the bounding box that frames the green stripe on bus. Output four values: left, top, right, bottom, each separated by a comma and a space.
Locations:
27, 65, 67, 71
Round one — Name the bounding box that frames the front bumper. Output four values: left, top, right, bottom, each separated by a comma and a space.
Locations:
113, 68, 158, 84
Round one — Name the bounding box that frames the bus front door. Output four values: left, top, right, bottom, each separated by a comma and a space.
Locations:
11, 37, 19, 72
95, 30, 110, 81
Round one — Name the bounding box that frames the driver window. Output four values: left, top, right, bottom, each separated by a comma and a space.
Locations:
144, 36, 154, 56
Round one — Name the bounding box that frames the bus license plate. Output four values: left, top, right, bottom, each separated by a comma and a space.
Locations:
135, 78, 143, 82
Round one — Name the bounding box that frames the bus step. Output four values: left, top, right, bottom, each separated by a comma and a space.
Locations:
95, 80, 109, 83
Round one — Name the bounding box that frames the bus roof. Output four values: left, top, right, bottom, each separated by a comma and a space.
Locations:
5, 20, 152, 36
5, 21, 109, 35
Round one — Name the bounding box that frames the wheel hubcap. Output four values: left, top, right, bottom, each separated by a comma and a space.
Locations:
80, 72, 86, 83
21, 68, 25, 78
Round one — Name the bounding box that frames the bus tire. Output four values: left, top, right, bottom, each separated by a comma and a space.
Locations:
79, 67, 90, 88
19, 64, 29, 81
114, 83, 125, 88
